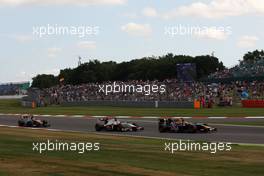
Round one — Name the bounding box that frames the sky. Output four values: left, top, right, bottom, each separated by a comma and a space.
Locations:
0, 0, 263, 83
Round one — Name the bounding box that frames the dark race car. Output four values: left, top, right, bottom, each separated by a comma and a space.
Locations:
95, 117, 144, 132
158, 118, 217, 133
18, 114, 50, 128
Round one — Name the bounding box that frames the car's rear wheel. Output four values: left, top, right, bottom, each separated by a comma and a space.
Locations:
132, 127, 137, 131
159, 127, 167, 133
18, 120, 25, 127
115, 125, 122, 131
185, 125, 197, 133
95, 124, 103, 131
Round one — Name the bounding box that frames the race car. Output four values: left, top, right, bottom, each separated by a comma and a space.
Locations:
18, 114, 50, 127
95, 117, 144, 132
158, 118, 217, 133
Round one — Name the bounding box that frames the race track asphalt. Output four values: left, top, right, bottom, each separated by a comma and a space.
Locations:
0, 115, 264, 144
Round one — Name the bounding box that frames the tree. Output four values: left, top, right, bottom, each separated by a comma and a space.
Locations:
31, 74, 57, 89
243, 50, 264, 62
31, 53, 225, 88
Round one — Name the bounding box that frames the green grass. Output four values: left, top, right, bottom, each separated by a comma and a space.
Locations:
0, 99, 264, 117
0, 127, 264, 176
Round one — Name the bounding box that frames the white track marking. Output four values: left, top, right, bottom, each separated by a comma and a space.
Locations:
116, 116, 130, 118
1, 113, 264, 119
245, 117, 264, 119
54, 115, 66, 117
71, 115, 85, 118
93, 116, 108, 118
140, 116, 159, 119
39, 115, 52, 117
0, 124, 17, 128
208, 117, 227, 119
211, 123, 264, 128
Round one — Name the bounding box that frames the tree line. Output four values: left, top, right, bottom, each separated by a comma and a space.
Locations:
32, 53, 225, 89
243, 50, 264, 62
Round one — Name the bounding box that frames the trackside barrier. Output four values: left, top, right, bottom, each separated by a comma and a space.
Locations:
32, 101, 36, 109
241, 100, 264, 108
194, 100, 201, 109
21, 101, 33, 108
62, 100, 194, 108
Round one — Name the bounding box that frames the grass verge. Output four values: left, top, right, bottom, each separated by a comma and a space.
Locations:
0, 127, 264, 176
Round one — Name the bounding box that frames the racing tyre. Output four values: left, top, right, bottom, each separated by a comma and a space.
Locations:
43, 120, 49, 127
159, 127, 166, 133
18, 120, 25, 127
113, 125, 122, 132
95, 124, 103, 131
132, 127, 137, 132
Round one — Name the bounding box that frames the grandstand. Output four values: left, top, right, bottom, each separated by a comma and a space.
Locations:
208, 58, 264, 79
42, 80, 264, 108
0, 82, 30, 96
29, 51, 264, 108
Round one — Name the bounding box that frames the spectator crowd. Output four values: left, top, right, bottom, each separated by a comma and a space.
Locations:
43, 79, 264, 107
208, 58, 264, 79
0, 84, 20, 95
